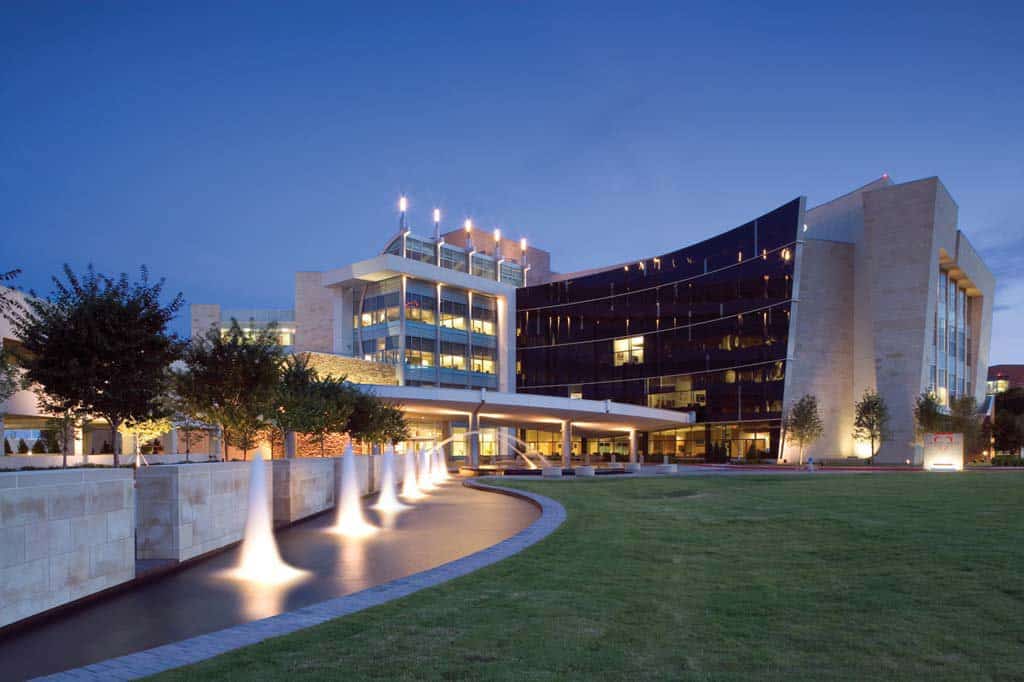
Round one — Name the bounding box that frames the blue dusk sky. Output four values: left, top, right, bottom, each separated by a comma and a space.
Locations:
2, 2, 1022, 362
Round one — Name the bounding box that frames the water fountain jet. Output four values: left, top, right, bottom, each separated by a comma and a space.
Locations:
373, 445, 410, 511
432, 447, 449, 484
417, 446, 437, 492
226, 452, 308, 585
401, 445, 426, 500
329, 444, 377, 537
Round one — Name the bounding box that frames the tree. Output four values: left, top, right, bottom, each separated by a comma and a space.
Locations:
17, 438, 29, 454
0, 268, 21, 315
852, 390, 890, 463
8, 265, 183, 466
783, 394, 823, 465
271, 355, 322, 457
120, 417, 173, 462
914, 391, 947, 442
346, 389, 407, 451
305, 378, 357, 456
167, 371, 207, 461
949, 395, 983, 459
993, 388, 1024, 454
45, 409, 84, 468
179, 319, 283, 460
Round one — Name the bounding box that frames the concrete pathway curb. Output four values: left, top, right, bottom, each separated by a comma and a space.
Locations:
37, 479, 566, 681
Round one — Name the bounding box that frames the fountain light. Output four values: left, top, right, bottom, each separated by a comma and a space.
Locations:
417, 445, 437, 492
432, 447, 449, 484
373, 445, 411, 511
329, 444, 377, 538
401, 446, 427, 500
224, 453, 308, 586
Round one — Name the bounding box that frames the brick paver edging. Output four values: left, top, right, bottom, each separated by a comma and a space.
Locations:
37, 479, 566, 681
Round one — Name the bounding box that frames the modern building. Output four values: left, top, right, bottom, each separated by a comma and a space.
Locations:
191, 207, 691, 465
193, 175, 995, 466
516, 176, 995, 464
987, 365, 1024, 394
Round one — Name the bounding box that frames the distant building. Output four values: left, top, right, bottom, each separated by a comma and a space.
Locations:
987, 365, 1024, 394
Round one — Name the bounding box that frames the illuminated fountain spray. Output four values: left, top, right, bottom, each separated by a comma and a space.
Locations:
373, 445, 410, 511
432, 447, 449, 484
230, 452, 307, 585
401, 445, 426, 500
330, 444, 376, 537
418, 445, 437, 492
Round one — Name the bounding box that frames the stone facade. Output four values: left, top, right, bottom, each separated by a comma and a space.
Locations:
294, 272, 335, 353
784, 238, 856, 462
135, 462, 271, 562
0, 468, 135, 628
784, 177, 995, 463
272, 458, 336, 524
301, 351, 398, 385
190, 303, 220, 338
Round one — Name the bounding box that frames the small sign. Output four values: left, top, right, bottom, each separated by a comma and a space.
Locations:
923, 433, 964, 471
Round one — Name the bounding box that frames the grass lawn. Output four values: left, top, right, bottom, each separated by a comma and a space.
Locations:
152, 473, 1024, 680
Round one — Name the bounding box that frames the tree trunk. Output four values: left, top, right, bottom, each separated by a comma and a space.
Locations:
110, 419, 121, 467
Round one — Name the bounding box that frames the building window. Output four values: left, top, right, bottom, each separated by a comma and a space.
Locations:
440, 341, 467, 370
406, 292, 436, 325
613, 336, 644, 366
440, 300, 468, 330
471, 347, 496, 374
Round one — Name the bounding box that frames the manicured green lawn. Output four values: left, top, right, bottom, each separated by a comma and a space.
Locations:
153, 473, 1024, 680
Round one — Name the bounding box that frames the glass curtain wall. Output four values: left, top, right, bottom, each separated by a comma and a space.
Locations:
515, 199, 802, 458
930, 268, 975, 405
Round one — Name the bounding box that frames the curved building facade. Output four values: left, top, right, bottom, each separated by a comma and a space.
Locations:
516, 198, 803, 459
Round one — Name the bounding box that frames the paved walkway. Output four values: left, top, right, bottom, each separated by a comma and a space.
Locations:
31, 480, 565, 681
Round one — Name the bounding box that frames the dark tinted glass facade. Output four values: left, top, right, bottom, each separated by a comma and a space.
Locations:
515, 198, 803, 458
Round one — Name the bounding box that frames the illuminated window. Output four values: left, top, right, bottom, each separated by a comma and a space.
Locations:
440, 341, 467, 370
471, 347, 496, 374
441, 300, 468, 330
613, 336, 644, 366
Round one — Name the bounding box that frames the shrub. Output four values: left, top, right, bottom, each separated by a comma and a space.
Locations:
3, 439, 11, 454
992, 454, 1024, 467
17, 438, 29, 454
30, 438, 46, 454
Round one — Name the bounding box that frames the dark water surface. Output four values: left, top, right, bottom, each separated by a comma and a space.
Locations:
0, 482, 538, 680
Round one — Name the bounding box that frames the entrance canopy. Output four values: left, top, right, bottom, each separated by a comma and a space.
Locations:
359, 385, 693, 433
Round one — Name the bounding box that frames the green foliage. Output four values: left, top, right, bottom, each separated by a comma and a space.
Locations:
991, 454, 1024, 466
7, 265, 183, 465
993, 388, 1024, 453
305, 377, 357, 456
16, 438, 28, 454
178, 319, 284, 459
0, 348, 20, 406
272, 355, 323, 441
3, 439, 11, 454
347, 389, 408, 448
0, 267, 21, 316
44, 410, 82, 467
914, 392, 947, 440
853, 390, 890, 462
949, 395, 984, 457
783, 394, 823, 463
30, 438, 45, 454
